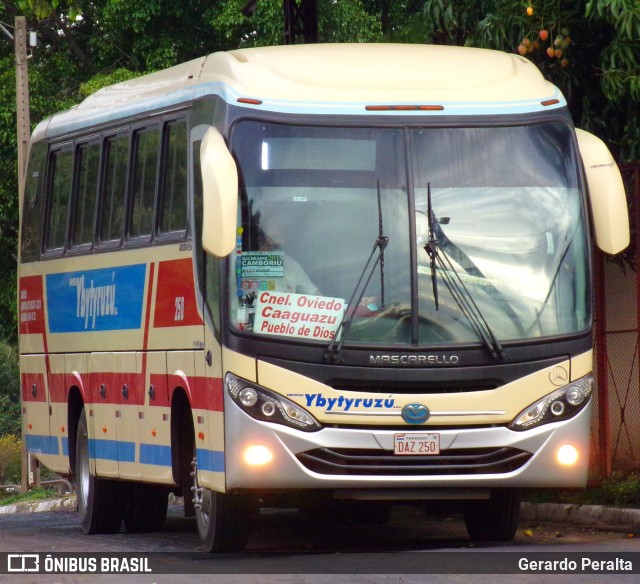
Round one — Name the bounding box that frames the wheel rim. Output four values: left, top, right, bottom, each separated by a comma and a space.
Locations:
77, 425, 90, 510
192, 456, 213, 535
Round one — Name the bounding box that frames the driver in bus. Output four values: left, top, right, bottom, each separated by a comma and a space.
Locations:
256, 221, 322, 296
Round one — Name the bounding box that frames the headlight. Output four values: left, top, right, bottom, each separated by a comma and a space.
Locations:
509, 375, 593, 432
226, 373, 321, 432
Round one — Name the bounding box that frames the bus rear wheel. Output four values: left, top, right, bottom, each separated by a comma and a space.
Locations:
463, 488, 521, 542
191, 457, 251, 552
75, 407, 123, 534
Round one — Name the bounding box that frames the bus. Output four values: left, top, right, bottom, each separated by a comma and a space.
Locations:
18, 43, 629, 550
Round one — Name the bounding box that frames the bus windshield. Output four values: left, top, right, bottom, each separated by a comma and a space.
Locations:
227, 120, 589, 348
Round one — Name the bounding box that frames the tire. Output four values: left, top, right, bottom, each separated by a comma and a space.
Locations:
123, 482, 169, 533
463, 488, 521, 542
75, 407, 123, 534
192, 456, 251, 552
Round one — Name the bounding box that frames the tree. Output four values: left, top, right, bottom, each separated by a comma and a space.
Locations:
419, 0, 640, 161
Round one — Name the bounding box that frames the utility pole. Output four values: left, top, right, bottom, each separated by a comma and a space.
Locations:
283, 0, 318, 44
14, 16, 38, 493
15, 16, 30, 216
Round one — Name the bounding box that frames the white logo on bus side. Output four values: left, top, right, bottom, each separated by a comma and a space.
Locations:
72, 274, 119, 330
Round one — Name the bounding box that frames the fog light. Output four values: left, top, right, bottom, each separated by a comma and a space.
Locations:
244, 445, 273, 466
556, 444, 579, 466
550, 400, 566, 416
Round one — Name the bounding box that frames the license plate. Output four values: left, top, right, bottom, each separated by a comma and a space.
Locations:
394, 432, 440, 455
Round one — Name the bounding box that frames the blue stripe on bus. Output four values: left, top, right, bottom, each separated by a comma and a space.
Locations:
139, 443, 172, 467
88, 438, 136, 463
196, 448, 225, 473
25, 434, 59, 455
28, 435, 222, 471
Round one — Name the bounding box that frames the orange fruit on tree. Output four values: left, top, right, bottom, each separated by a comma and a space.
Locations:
539, 29, 549, 41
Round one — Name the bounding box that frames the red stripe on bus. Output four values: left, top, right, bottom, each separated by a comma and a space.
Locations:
19, 275, 46, 335
192, 376, 224, 412
21, 373, 47, 403
153, 258, 204, 328
48, 372, 67, 404
46, 370, 223, 412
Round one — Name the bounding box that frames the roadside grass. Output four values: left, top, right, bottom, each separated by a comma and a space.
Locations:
524, 471, 640, 508
0, 486, 69, 507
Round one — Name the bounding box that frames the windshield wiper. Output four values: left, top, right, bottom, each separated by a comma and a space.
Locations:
324, 179, 388, 363
424, 182, 440, 310
423, 184, 506, 361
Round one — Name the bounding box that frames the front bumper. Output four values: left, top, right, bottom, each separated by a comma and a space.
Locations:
224, 392, 591, 492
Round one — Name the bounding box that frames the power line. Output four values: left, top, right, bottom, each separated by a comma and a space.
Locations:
0, 21, 14, 41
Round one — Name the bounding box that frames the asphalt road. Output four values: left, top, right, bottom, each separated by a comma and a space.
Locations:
1, 503, 639, 584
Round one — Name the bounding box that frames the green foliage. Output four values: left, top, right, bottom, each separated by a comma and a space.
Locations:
597, 471, 640, 507
0, 434, 21, 485
420, 0, 640, 161
207, 0, 382, 48
526, 471, 640, 508
0, 342, 20, 437
0, 485, 65, 504
78, 68, 139, 98
16, 0, 82, 20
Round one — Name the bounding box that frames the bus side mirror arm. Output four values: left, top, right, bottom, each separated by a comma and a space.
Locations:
575, 128, 630, 255
200, 127, 238, 258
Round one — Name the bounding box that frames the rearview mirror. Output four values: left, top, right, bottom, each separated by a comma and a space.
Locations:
200, 127, 238, 258
576, 128, 629, 255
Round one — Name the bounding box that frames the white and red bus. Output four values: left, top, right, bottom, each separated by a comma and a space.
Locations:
19, 44, 629, 550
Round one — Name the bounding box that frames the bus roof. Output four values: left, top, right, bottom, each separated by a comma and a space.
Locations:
35, 43, 564, 140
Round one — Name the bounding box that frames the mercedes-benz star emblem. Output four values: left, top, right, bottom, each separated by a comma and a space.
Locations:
549, 366, 569, 386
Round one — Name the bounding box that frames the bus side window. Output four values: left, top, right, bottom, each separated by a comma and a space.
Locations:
158, 119, 188, 238
70, 140, 100, 249
98, 134, 129, 245
129, 126, 160, 240
44, 147, 73, 253
20, 141, 46, 262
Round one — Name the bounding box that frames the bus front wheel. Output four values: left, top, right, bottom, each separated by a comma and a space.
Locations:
463, 488, 521, 542
75, 407, 123, 534
191, 457, 251, 552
